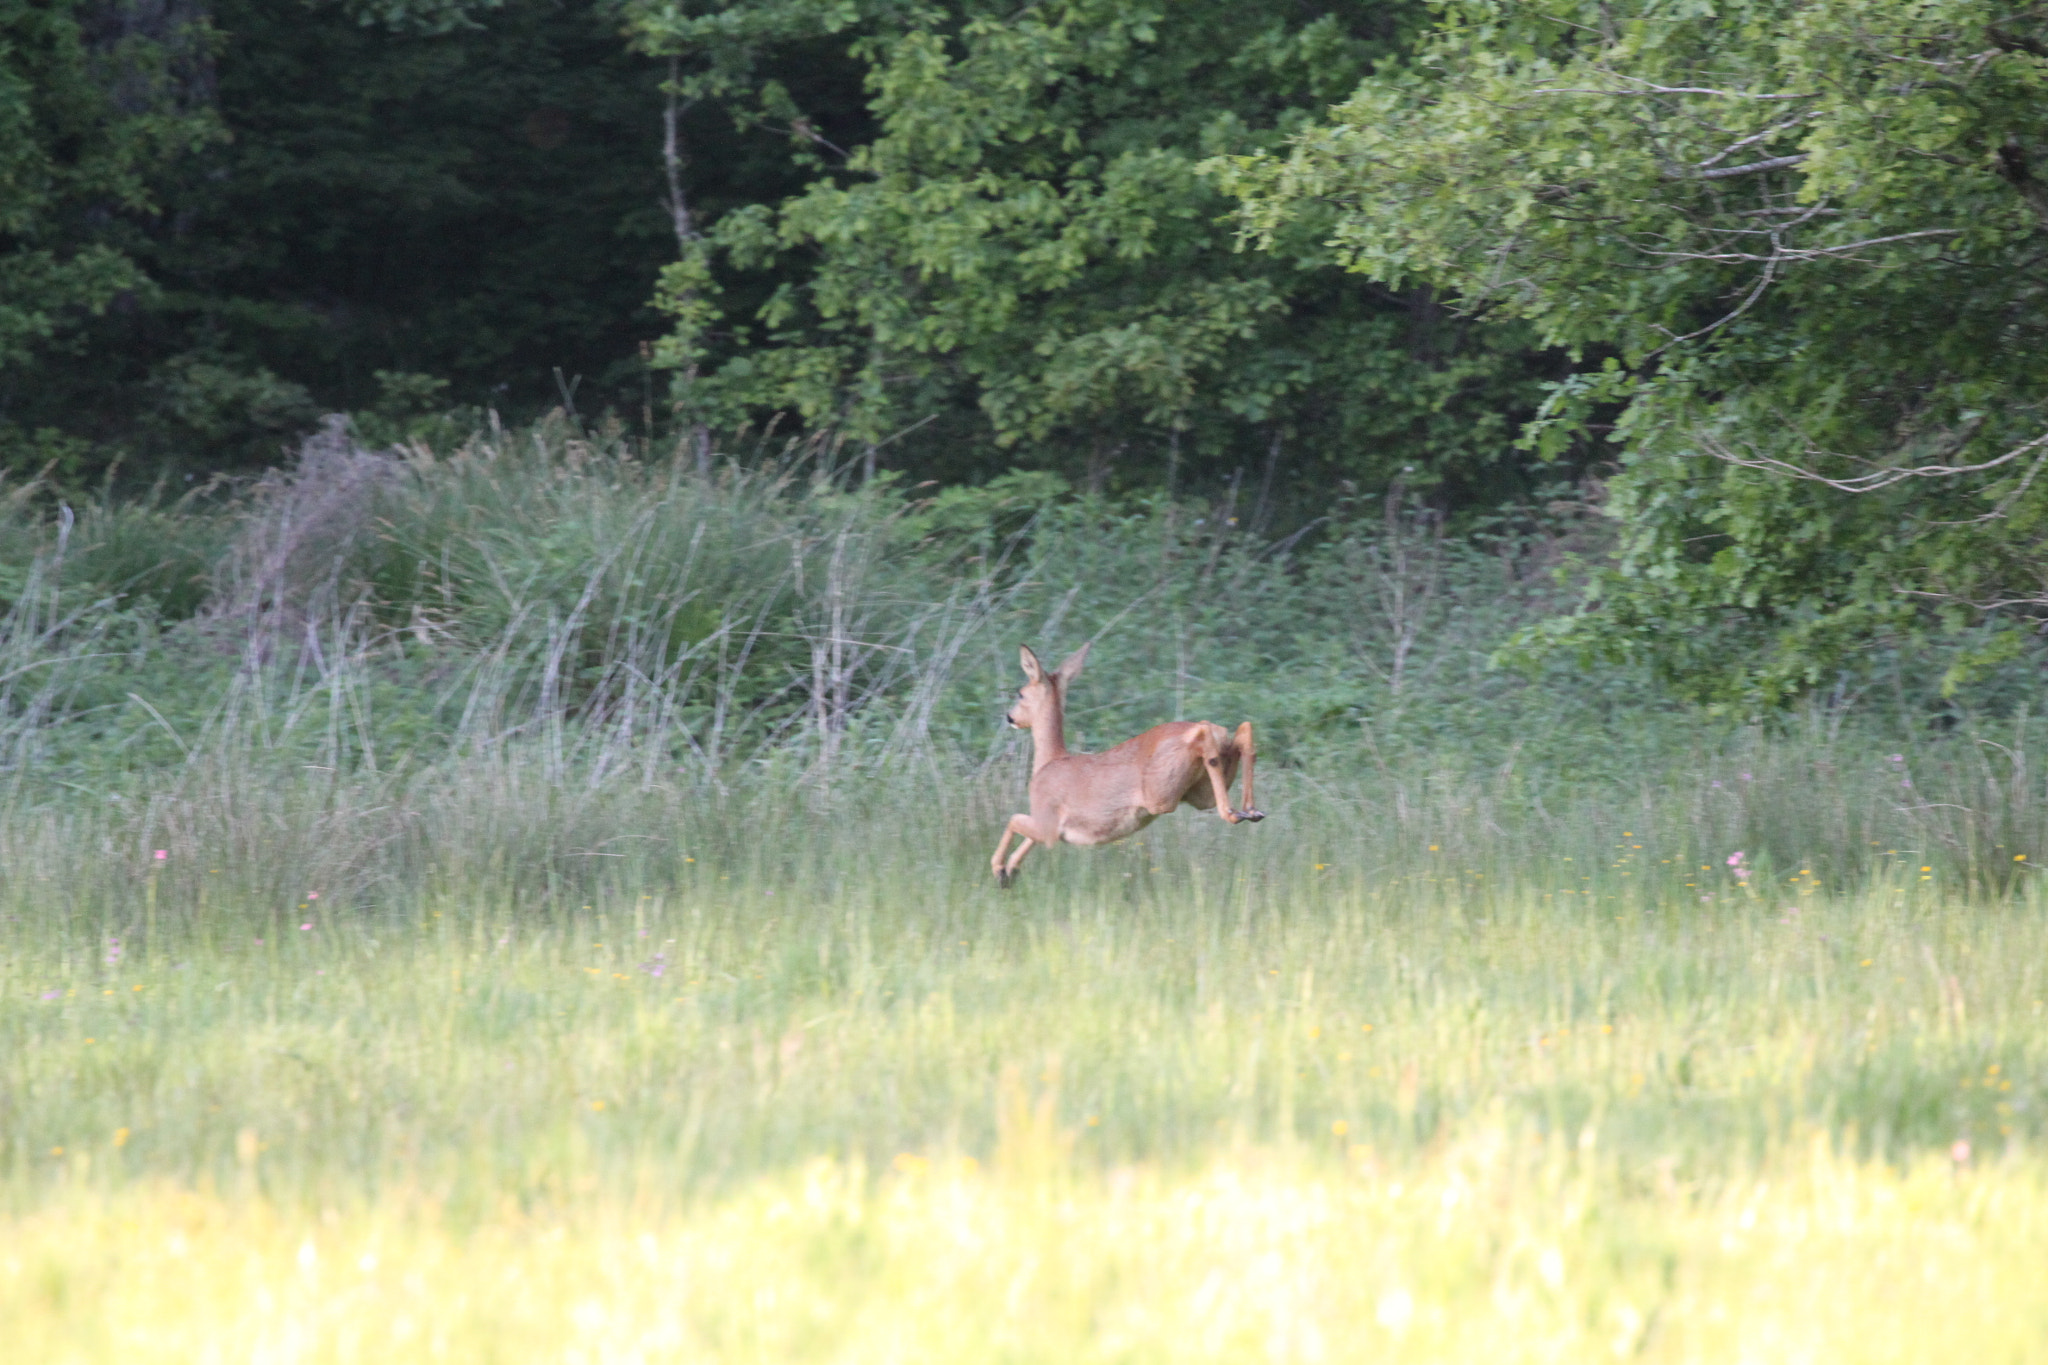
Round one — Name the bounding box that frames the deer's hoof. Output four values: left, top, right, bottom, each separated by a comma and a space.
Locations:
1237, 808, 1265, 823
995, 868, 1015, 889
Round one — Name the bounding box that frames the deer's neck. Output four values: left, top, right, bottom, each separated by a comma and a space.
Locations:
1029, 693, 1069, 772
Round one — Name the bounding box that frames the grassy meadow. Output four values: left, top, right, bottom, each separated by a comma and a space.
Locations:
4, 422, 2048, 1359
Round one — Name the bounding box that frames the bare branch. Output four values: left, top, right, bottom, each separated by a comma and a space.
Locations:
1529, 82, 1817, 100
1643, 252, 1777, 359
790, 117, 851, 161
1900, 587, 2048, 611
1690, 153, 1809, 180
1700, 427, 2048, 494
1987, 24, 2048, 60
1946, 440, 2048, 525
1995, 139, 2048, 231
662, 57, 699, 250
1693, 115, 1814, 170
1632, 227, 1963, 263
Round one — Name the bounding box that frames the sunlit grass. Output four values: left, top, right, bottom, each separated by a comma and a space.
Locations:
11, 1139, 2046, 1363
5, 790, 2046, 1359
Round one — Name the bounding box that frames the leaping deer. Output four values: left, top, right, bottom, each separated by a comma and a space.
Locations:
991, 643, 1263, 888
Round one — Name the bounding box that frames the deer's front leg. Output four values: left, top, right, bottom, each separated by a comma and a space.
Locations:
992, 813, 1054, 888
1196, 727, 1244, 824
1233, 721, 1263, 822
991, 819, 1024, 886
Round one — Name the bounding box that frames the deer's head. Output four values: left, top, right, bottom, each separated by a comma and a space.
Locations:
1007, 642, 1090, 730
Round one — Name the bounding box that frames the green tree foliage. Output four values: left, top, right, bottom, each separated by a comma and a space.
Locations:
0, 0, 219, 470
7, 0, 1574, 513
4, 0, 848, 477
1220, 0, 2048, 710
323, 0, 508, 33
625, 0, 1564, 503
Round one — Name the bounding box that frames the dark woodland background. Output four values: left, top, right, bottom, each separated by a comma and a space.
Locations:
7, 1, 2048, 715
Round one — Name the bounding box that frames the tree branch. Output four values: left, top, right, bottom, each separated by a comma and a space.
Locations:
1632, 227, 1963, 263
1642, 252, 1777, 359
1688, 153, 1809, 180
790, 117, 850, 161
1995, 139, 2048, 231
662, 57, 700, 250
1699, 426, 2048, 495
1987, 24, 2048, 60
1529, 82, 1817, 100
1693, 116, 1814, 170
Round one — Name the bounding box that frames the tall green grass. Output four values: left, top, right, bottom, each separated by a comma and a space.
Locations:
4, 410, 2047, 889
6, 812, 2046, 1359
10, 805, 2047, 1194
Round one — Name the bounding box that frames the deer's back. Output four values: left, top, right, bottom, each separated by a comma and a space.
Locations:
1030, 721, 1226, 844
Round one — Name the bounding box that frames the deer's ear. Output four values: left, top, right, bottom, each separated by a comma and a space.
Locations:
1055, 640, 1090, 684
1019, 646, 1045, 683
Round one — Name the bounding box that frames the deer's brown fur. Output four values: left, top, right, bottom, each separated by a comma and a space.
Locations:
991, 643, 1263, 888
